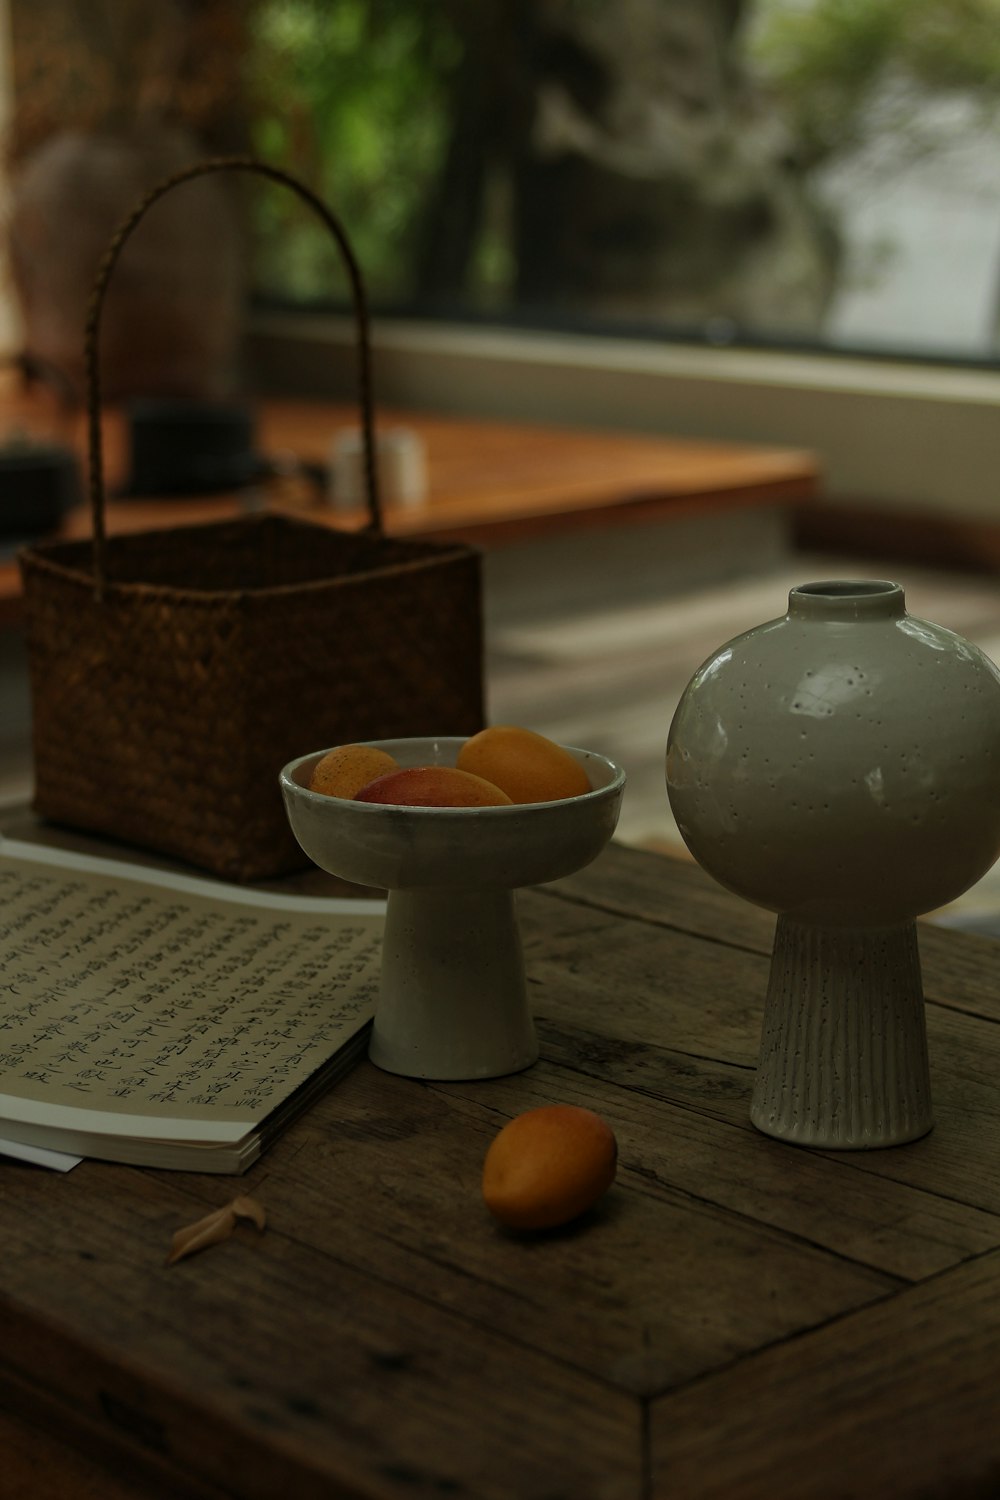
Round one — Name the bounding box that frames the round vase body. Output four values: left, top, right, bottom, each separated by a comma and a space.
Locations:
667, 580, 1000, 928
8, 128, 245, 402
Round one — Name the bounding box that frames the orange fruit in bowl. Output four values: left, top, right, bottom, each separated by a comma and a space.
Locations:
309, 744, 400, 800
354, 765, 513, 807
457, 725, 591, 804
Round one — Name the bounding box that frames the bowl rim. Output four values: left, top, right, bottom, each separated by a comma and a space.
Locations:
279, 735, 626, 814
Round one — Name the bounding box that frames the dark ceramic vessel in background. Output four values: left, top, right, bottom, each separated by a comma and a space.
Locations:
0, 443, 81, 539
123, 398, 261, 497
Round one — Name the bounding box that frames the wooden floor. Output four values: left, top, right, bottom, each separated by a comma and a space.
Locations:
6, 511, 1000, 930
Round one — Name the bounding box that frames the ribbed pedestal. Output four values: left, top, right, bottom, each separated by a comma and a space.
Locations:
750, 916, 933, 1148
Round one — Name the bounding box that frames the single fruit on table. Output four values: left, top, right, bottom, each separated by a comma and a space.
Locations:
309, 744, 399, 800
353, 765, 514, 807
481, 1104, 618, 1231
457, 725, 591, 804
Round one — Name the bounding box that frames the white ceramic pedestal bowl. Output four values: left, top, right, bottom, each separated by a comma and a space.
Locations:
280, 736, 625, 1081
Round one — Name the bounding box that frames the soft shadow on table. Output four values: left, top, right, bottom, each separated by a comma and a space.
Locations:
0, 805, 385, 901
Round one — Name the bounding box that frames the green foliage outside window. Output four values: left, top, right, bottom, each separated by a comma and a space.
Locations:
246, 0, 460, 305
752, 0, 1000, 167
245, 0, 1000, 348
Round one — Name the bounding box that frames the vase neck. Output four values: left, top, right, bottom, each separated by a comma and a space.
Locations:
787, 580, 905, 621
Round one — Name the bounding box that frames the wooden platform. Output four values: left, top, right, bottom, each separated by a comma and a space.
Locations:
0, 385, 818, 623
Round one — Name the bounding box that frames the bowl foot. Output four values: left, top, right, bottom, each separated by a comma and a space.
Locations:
371, 888, 539, 1080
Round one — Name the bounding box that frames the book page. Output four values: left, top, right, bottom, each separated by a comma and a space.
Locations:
0, 1137, 80, 1170
0, 847, 384, 1131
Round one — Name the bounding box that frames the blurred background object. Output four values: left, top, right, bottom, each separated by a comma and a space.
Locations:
5, 0, 1000, 387
4, 0, 251, 403
123, 397, 260, 496
0, 430, 78, 538
244, 0, 1000, 362
328, 425, 428, 512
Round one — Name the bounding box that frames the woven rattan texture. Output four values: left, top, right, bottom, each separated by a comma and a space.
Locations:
19, 156, 485, 879
21, 515, 484, 880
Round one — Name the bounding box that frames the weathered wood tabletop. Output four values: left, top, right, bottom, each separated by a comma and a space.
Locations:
2, 830, 1000, 1499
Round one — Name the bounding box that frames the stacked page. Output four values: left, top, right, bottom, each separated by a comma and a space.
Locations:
0, 839, 385, 1172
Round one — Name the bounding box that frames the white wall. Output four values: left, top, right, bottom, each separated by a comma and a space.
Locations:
250, 312, 1000, 521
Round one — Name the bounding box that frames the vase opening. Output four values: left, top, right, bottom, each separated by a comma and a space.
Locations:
789, 579, 905, 620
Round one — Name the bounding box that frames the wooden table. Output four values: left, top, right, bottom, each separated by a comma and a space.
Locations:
0, 387, 818, 624
2, 822, 1000, 1498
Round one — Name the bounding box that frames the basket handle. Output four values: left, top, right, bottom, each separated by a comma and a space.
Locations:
84, 155, 383, 600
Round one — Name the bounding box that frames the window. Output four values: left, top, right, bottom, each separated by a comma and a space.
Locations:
246, 0, 1000, 367
5, 0, 1000, 515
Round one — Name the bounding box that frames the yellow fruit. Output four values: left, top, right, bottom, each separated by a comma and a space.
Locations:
309, 744, 399, 800
354, 765, 513, 807
457, 725, 591, 805
481, 1104, 618, 1231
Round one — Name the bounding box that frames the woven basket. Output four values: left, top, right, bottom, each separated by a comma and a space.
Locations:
19, 158, 484, 881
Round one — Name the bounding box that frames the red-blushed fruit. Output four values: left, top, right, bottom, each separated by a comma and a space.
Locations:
457, 725, 591, 804
354, 764, 513, 807
309, 744, 399, 799
481, 1104, 618, 1231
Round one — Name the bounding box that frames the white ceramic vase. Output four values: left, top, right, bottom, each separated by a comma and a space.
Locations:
667, 579, 1000, 1148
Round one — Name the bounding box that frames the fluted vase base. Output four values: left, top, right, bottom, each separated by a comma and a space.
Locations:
750, 915, 933, 1149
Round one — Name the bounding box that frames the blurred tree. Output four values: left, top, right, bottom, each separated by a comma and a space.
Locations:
493, 0, 840, 331
27, 0, 992, 348
248, 0, 843, 334
753, 0, 1000, 342
246, 0, 460, 304
752, 0, 1000, 171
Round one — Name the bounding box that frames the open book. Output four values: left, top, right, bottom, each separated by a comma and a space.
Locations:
0, 838, 385, 1173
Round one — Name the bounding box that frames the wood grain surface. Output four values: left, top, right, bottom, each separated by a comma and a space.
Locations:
0, 383, 817, 621
1, 832, 999, 1498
